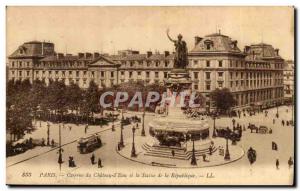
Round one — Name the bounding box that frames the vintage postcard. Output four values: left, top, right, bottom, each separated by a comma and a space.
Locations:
6, 6, 295, 185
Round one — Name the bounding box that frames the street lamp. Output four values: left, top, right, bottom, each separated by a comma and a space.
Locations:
224, 127, 231, 160
57, 124, 63, 170
47, 122, 50, 146
212, 115, 217, 138
131, 126, 137, 157
119, 110, 124, 148
141, 109, 146, 136
191, 137, 197, 166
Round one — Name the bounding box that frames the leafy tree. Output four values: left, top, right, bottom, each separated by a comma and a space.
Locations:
66, 82, 83, 113
210, 88, 236, 113
81, 80, 100, 121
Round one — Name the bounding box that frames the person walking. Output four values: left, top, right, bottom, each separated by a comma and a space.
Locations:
171, 150, 175, 157
98, 158, 102, 168
91, 153, 95, 164
276, 159, 280, 170
273, 118, 275, 124
288, 157, 294, 169
282, 120, 285, 126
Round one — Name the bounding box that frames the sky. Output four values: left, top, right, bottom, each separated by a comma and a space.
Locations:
6, 6, 294, 60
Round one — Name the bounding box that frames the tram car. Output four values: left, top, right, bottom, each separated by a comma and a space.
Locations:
77, 134, 102, 154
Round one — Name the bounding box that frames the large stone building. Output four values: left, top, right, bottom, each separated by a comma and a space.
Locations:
283, 60, 294, 100
7, 32, 285, 110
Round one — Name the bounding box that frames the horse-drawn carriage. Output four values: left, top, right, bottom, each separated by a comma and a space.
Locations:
215, 126, 241, 141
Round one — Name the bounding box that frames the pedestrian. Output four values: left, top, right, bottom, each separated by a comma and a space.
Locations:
209, 145, 213, 155
69, 126, 72, 131
51, 139, 55, 147
273, 119, 275, 124
171, 150, 175, 157
202, 154, 206, 162
243, 125, 246, 131
85, 125, 88, 134
91, 153, 95, 164
288, 157, 294, 169
282, 120, 285, 126
98, 158, 102, 168
276, 159, 280, 169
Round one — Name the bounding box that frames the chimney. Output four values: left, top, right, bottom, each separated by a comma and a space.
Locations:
232, 40, 238, 48
244, 46, 250, 53
85, 52, 92, 59
78, 53, 84, 58
164, 51, 170, 57
57, 53, 64, 59
147, 51, 152, 58
194, 36, 203, 45
94, 52, 100, 59
275, 49, 279, 56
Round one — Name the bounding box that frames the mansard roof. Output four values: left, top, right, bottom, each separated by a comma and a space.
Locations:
190, 33, 242, 54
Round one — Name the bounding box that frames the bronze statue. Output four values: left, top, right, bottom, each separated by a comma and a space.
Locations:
166, 29, 188, 69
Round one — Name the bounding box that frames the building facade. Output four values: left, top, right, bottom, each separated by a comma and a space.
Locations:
283, 60, 294, 100
7, 33, 285, 110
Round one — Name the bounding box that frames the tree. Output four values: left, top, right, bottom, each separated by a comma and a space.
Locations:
6, 79, 33, 141
66, 82, 83, 113
210, 88, 236, 113
81, 80, 100, 121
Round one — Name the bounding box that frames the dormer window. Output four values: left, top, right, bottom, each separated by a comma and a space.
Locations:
204, 40, 213, 50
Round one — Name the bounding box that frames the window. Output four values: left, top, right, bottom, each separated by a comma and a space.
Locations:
36, 71, 39, 75
205, 72, 210, 80
218, 72, 223, 77
101, 71, 104, 77
11, 61, 14, 67
121, 71, 124, 75
11, 71, 15, 75
206, 44, 211, 50
165, 61, 169, 67
194, 72, 199, 79
155, 61, 159, 67
155, 72, 159, 78
130, 62, 134, 67
69, 71, 72, 76
129, 71, 133, 78
206, 60, 210, 67
218, 60, 223, 67
27, 62, 30, 67
229, 60, 232, 67
194, 84, 198, 90
91, 71, 95, 78
206, 83, 211, 90
137, 71, 141, 76
164, 72, 168, 78
62, 71, 65, 77
83, 71, 87, 76
147, 61, 151, 67
76, 71, 79, 77
19, 71, 22, 76
146, 72, 150, 78
218, 81, 223, 88
230, 72, 233, 79
111, 71, 114, 78
27, 71, 30, 76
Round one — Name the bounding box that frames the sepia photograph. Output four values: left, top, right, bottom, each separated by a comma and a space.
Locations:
5, 6, 295, 186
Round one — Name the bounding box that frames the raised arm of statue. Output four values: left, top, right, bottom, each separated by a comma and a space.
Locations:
166, 28, 176, 43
